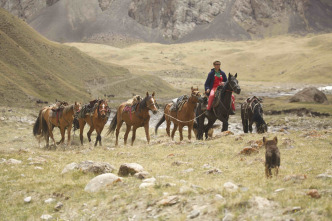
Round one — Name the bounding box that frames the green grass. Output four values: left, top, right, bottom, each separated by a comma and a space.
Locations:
0, 107, 331, 220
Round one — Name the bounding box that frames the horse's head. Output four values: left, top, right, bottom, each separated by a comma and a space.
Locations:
145, 92, 158, 114
190, 86, 201, 102
74, 102, 81, 113
227, 73, 241, 94
98, 100, 110, 119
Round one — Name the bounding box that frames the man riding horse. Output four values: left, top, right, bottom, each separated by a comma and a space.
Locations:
204, 60, 235, 115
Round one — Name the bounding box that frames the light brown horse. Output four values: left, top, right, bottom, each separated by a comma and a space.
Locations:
78, 100, 110, 146
155, 87, 201, 141
107, 92, 158, 146
33, 102, 81, 148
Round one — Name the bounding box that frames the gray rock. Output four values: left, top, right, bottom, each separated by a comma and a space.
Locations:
182, 168, 194, 173
290, 87, 328, 104
188, 209, 200, 219
139, 183, 155, 189
62, 161, 115, 175
142, 177, 156, 183
222, 213, 234, 221
134, 171, 151, 179
40, 214, 53, 220
316, 174, 332, 179
157, 195, 179, 206
24, 196, 32, 203
84, 173, 123, 193
54, 202, 63, 211
118, 163, 144, 176
61, 162, 78, 174
275, 188, 285, 193
223, 182, 238, 192
78, 161, 115, 174
44, 198, 55, 204
7, 159, 22, 164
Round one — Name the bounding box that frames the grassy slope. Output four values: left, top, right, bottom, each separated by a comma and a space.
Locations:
0, 8, 177, 107
67, 33, 332, 84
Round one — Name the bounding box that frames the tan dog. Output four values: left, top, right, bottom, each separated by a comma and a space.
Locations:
263, 136, 280, 178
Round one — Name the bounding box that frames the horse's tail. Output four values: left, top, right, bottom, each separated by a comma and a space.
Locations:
155, 114, 165, 135
40, 115, 49, 137
107, 112, 117, 136
33, 110, 42, 136
73, 117, 79, 131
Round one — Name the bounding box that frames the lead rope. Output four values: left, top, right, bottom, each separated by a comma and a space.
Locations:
156, 109, 207, 123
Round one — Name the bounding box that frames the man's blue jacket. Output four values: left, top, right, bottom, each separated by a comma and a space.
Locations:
204, 68, 227, 92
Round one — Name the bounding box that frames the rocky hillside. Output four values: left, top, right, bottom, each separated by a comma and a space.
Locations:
1, 0, 332, 43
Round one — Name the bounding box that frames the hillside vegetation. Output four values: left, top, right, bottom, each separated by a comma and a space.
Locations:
0, 8, 177, 107
67, 33, 332, 86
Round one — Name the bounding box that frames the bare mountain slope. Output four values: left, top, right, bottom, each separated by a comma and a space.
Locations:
0, 8, 176, 107
2, 0, 332, 44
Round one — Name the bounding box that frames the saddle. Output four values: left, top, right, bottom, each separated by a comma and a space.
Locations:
170, 95, 189, 112
246, 96, 262, 104
51, 101, 68, 112
76, 100, 99, 119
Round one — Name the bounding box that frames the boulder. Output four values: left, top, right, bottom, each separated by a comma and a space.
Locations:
118, 163, 144, 176
84, 173, 122, 193
290, 87, 328, 104
78, 161, 115, 174
61, 161, 115, 175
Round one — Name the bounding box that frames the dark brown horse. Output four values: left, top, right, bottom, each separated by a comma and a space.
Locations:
107, 92, 158, 146
155, 87, 201, 141
196, 73, 241, 140
77, 100, 110, 146
33, 102, 81, 148
241, 96, 267, 134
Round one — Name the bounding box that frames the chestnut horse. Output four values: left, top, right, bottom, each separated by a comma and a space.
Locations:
33, 102, 81, 148
155, 87, 201, 141
78, 100, 110, 146
107, 92, 158, 146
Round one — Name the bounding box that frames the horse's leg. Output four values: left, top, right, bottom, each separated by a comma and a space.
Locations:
242, 118, 248, 133
79, 120, 86, 145
67, 123, 72, 146
178, 124, 184, 141
205, 118, 216, 139
171, 123, 178, 141
115, 120, 123, 146
221, 120, 229, 132
87, 125, 94, 143
94, 132, 100, 147
166, 118, 171, 137
57, 126, 65, 145
48, 123, 56, 147
144, 123, 150, 144
131, 126, 138, 146
249, 119, 253, 133
124, 123, 131, 145
188, 123, 193, 140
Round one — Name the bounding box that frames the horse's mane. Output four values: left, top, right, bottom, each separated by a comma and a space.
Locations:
139, 96, 150, 112
63, 104, 73, 114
